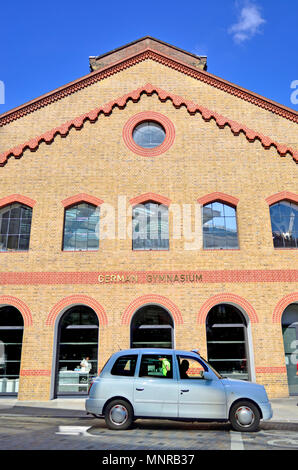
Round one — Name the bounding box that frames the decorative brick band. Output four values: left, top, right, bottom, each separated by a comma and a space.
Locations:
0, 270, 297, 285
1, 84, 297, 167
265, 191, 298, 206
272, 292, 298, 323
20, 369, 51, 377
0, 295, 33, 327
121, 294, 183, 325
46, 294, 108, 327
255, 366, 287, 374
0, 194, 36, 208
129, 192, 171, 207
122, 111, 175, 156
61, 193, 104, 208
197, 293, 259, 324
1, 48, 297, 128
197, 192, 239, 207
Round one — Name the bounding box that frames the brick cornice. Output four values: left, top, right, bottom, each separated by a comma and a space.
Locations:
1, 48, 297, 128
1, 84, 297, 167
197, 293, 259, 324
272, 292, 298, 323
129, 192, 171, 207
121, 294, 183, 325
0, 295, 33, 327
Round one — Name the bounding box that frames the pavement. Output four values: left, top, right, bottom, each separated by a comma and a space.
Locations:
0, 396, 297, 423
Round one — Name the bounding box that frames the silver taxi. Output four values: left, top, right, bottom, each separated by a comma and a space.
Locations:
86, 348, 273, 432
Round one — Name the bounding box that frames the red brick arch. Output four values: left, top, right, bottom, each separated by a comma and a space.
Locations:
121, 294, 183, 325
46, 294, 108, 327
197, 192, 239, 207
197, 293, 259, 324
272, 293, 298, 323
265, 191, 298, 206
0, 194, 36, 208
61, 193, 104, 208
129, 192, 171, 207
0, 295, 33, 327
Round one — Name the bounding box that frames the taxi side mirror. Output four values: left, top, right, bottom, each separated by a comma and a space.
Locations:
203, 370, 213, 381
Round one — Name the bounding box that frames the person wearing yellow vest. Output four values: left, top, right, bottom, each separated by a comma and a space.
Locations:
159, 357, 171, 377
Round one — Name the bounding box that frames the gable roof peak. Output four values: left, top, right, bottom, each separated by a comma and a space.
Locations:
89, 36, 207, 72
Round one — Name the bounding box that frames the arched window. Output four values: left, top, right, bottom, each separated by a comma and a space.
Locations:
55, 305, 99, 396
202, 201, 238, 249
0, 203, 32, 251
269, 200, 298, 248
0, 306, 24, 394
282, 303, 298, 395
206, 304, 249, 380
62, 203, 100, 251
131, 305, 174, 349
132, 201, 169, 250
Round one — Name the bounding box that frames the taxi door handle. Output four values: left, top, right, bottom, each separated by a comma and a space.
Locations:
181, 389, 189, 393
136, 388, 144, 391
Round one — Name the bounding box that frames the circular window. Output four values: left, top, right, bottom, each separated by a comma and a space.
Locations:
132, 121, 165, 149
123, 111, 175, 157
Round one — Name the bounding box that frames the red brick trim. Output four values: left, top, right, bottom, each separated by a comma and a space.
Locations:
1, 84, 297, 167
255, 366, 287, 374
0, 295, 33, 327
0, 194, 36, 208
197, 192, 239, 207
272, 292, 298, 323
122, 111, 175, 156
121, 294, 183, 325
197, 293, 259, 324
61, 193, 104, 208
20, 369, 51, 376
265, 191, 298, 206
1, 48, 297, 128
0, 269, 297, 285
129, 193, 171, 207
46, 294, 108, 327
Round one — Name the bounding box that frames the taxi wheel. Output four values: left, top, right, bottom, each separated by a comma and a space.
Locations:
229, 400, 260, 432
104, 399, 133, 430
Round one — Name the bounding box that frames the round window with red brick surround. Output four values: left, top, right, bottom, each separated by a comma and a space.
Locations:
123, 111, 175, 156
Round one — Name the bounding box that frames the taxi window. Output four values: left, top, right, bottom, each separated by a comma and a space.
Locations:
178, 356, 206, 380
139, 354, 173, 379
111, 355, 138, 376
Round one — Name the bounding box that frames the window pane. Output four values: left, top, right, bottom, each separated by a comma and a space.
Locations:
139, 355, 173, 378
63, 204, 100, 251
270, 201, 298, 248
133, 122, 165, 149
0, 204, 32, 252
203, 203, 238, 249
111, 355, 138, 377
132, 202, 169, 250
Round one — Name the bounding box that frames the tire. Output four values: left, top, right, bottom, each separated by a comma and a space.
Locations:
104, 399, 133, 430
229, 400, 260, 432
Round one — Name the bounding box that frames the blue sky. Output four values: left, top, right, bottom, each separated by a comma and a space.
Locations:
0, 0, 297, 114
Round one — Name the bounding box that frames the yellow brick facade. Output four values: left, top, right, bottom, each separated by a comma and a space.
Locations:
0, 43, 297, 401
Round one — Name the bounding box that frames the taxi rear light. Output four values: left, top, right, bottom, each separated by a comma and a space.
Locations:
88, 380, 94, 395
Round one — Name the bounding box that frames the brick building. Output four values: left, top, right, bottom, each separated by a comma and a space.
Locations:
0, 37, 297, 401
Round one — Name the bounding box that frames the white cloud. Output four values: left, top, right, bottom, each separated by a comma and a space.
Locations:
229, 2, 266, 43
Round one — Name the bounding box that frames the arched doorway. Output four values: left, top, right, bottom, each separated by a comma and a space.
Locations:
0, 306, 24, 395
282, 303, 298, 395
55, 305, 99, 396
130, 305, 174, 349
206, 304, 250, 380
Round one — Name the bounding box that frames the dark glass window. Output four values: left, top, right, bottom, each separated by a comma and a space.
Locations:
0, 203, 32, 251
131, 305, 173, 349
63, 203, 100, 251
282, 304, 298, 396
0, 306, 24, 394
139, 354, 173, 379
269, 201, 298, 248
203, 202, 238, 249
132, 121, 165, 149
206, 304, 249, 380
132, 201, 169, 250
56, 306, 99, 396
111, 355, 138, 377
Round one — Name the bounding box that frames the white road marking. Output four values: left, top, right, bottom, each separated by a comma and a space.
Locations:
230, 431, 244, 450
56, 426, 91, 436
